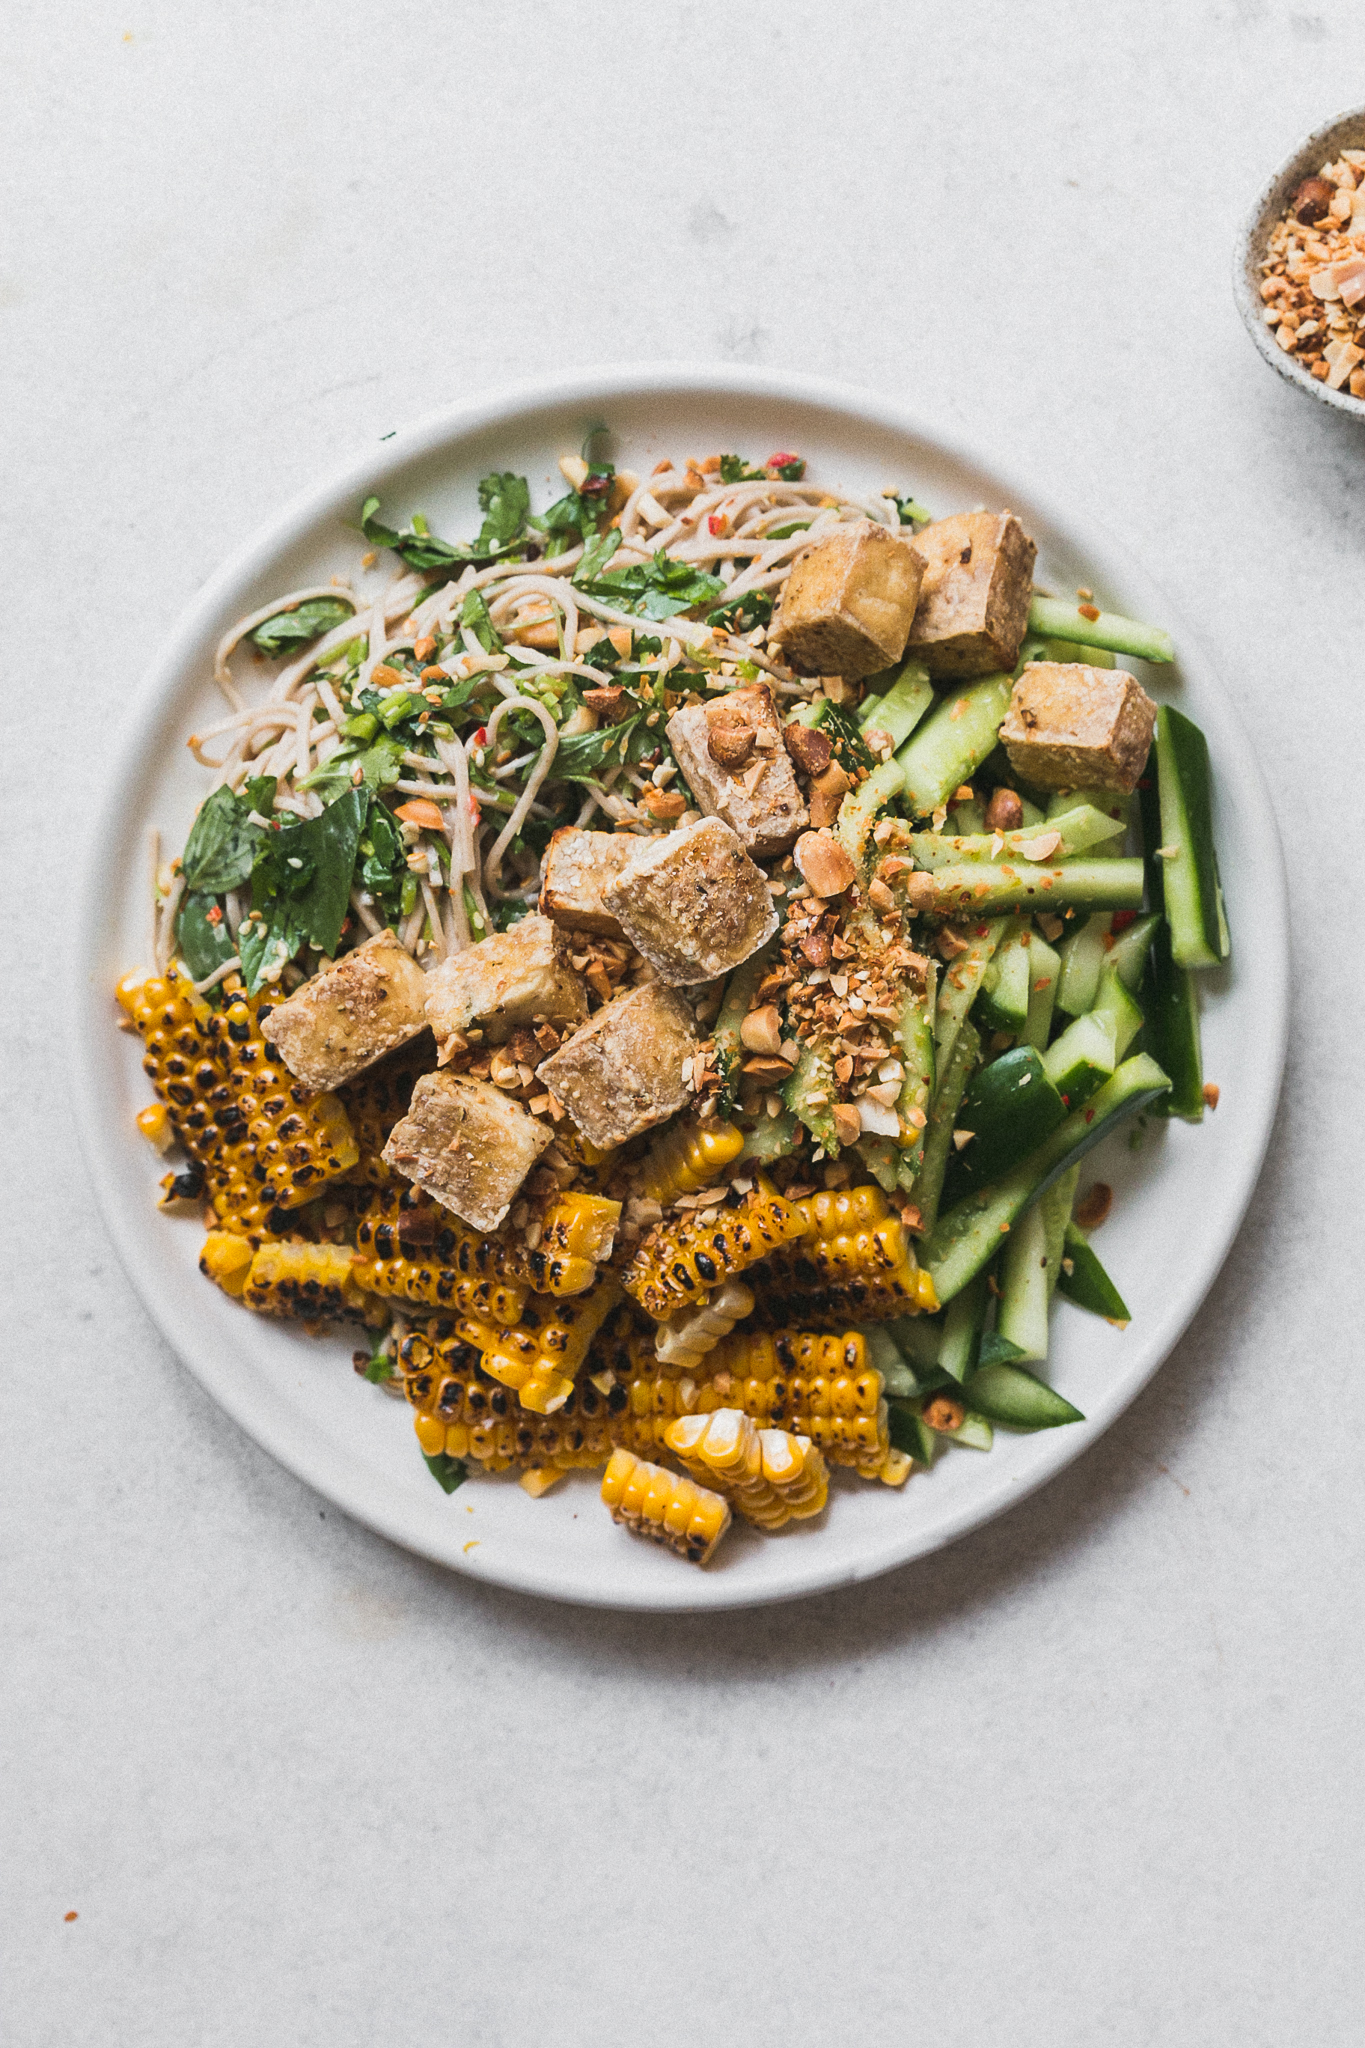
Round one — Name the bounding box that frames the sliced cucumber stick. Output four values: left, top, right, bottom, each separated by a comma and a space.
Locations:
1155, 705, 1229, 968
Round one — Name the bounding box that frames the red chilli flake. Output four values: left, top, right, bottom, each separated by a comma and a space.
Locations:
768, 451, 800, 468
1111, 910, 1138, 933
707, 513, 726, 536
205, 904, 223, 926
473, 726, 488, 747
1084, 1108, 1096, 1123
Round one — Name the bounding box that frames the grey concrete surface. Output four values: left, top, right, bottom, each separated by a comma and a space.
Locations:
3, 4, 1362, 2043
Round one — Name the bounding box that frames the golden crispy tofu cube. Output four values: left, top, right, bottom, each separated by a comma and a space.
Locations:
535, 984, 698, 1149
1000, 663, 1158, 794
602, 818, 777, 986
538, 828, 640, 936
665, 685, 808, 857
904, 511, 1036, 678
382, 1071, 552, 1231
772, 521, 925, 680
259, 930, 429, 1090
423, 914, 587, 1058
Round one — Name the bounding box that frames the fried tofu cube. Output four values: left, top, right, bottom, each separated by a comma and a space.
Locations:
260, 929, 429, 1090
535, 983, 699, 1149
905, 511, 1036, 678
665, 684, 808, 857
601, 818, 777, 986
381, 1072, 552, 1231
423, 914, 588, 1058
538, 828, 640, 937
999, 663, 1158, 795
772, 520, 925, 680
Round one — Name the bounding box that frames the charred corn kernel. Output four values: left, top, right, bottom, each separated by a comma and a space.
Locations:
351, 1240, 526, 1323
338, 1047, 426, 1186
539, 1193, 620, 1263
242, 1241, 363, 1320
220, 994, 358, 1206
199, 1230, 254, 1298
357, 1185, 521, 1278
665, 1409, 828, 1529
654, 1280, 755, 1371
798, 1185, 893, 1241
622, 1179, 809, 1321
601, 1448, 731, 1565
458, 1277, 621, 1413
878, 1448, 913, 1487
136, 1103, 174, 1153
640, 1118, 745, 1207
520, 1464, 569, 1497
398, 1325, 626, 1471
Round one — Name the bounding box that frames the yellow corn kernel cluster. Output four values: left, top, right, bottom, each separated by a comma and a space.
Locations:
640, 1118, 745, 1207
216, 993, 358, 1208
454, 1276, 621, 1413
338, 1046, 426, 1185
621, 1180, 809, 1321
665, 1410, 828, 1529
654, 1280, 755, 1371
554, 1128, 619, 1187
200, 1230, 364, 1320
601, 1448, 731, 1565
353, 1185, 616, 1302
118, 969, 359, 1228
399, 1327, 627, 1470
618, 1328, 891, 1477
752, 1184, 938, 1325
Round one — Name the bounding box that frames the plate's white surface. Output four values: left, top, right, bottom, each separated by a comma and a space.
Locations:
72, 364, 1288, 1612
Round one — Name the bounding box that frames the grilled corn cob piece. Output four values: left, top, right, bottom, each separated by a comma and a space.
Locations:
522, 1191, 622, 1296
601, 1448, 731, 1565
398, 1327, 626, 1471
200, 1231, 364, 1320
453, 1276, 621, 1413
621, 1179, 809, 1320
119, 969, 360, 1223
665, 1409, 828, 1528
354, 1184, 615, 1301
215, 992, 358, 1207
750, 1184, 938, 1325
640, 1118, 745, 1207
622, 1328, 893, 1477
654, 1280, 754, 1370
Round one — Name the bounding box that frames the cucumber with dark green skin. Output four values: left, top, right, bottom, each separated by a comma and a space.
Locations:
1042, 1010, 1116, 1110
1026, 594, 1174, 664
911, 858, 1144, 918
915, 1018, 980, 1235
836, 756, 904, 863
782, 1039, 839, 1151
975, 917, 1032, 1032
938, 1271, 989, 1382
964, 1363, 1085, 1429
1041, 1166, 1080, 1304
857, 661, 934, 749
1058, 1221, 1131, 1322
895, 673, 1015, 817
1139, 767, 1205, 1121
1107, 911, 1160, 992
922, 1054, 1172, 1303
1154, 705, 1229, 969
888, 1400, 940, 1465
951, 1046, 1068, 1189
908, 804, 1124, 867
1090, 966, 1143, 1059
893, 982, 936, 1181
997, 1201, 1051, 1361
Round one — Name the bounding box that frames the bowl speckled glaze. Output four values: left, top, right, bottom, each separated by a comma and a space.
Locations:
1234, 105, 1365, 418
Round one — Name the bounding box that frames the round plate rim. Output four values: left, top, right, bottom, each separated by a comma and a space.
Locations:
70, 361, 1289, 1612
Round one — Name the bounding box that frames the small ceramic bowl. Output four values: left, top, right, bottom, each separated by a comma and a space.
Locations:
1234, 104, 1365, 417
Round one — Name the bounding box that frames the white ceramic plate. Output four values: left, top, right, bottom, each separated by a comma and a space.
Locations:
73, 365, 1288, 1612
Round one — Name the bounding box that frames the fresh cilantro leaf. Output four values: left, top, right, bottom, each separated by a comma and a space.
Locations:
301, 731, 406, 801
241, 787, 368, 989
707, 589, 774, 634
460, 589, 503, 654
550, 708, 653, 783
175, 892, 238, 983
476, 471, 531, 551
576, 548, 723, 622
180, 786, 263, 895
719, 454, 766, 483
422, 1451, 468, 1493
576, 529, 622, 583
357, 798, 407, 925
769, 453, 806, 481
250, 597, 355, 656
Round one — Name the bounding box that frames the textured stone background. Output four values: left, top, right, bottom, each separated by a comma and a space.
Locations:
4, 4, 1362, 2042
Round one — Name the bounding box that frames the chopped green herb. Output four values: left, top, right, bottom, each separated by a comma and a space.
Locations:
422, 1451, 469, 1493
250, 597, 355, 655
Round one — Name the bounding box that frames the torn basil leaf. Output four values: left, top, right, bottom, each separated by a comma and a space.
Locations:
250, 597, 355, 656
176, 892, 237, 983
